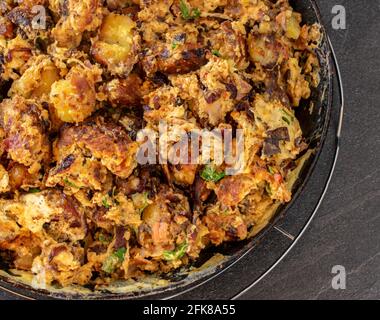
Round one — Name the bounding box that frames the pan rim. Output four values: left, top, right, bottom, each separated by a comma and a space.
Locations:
0, 0, 335, 300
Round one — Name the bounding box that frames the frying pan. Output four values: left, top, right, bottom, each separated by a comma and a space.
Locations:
0, 0, 337, 299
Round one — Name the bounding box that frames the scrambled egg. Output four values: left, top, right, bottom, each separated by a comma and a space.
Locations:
0, 0, 320, 289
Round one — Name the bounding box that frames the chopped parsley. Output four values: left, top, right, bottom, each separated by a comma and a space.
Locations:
267, 166, 276, 175
102, 197, 111, 209
163, 242, 188, 261
102, 247, 127, 274
200, 165, 226, 182
212, 50, 221, 57
98, 234, 110, 244
114, 247, 127, 261
265, 184, 273, 196
63, 178, 80, 189
131, 192, 150, 214
281, 109, 295, 124
28, 188, 41, 193
180, 0, 201, 20
282, 116, 291, 125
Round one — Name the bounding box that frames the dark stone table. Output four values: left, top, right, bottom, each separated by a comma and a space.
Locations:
1, 0, 379, 300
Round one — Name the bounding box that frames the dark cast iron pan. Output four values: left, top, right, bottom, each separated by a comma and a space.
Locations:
0, 0, 334, 300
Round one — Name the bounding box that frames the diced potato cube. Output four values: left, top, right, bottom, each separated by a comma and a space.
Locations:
91, 13, 139, 76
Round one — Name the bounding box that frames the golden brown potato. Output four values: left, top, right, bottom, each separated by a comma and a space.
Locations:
215, 174, 257, 206
0, 231, 42, 270
276, 10, 302, 40
32, 242, 92, 287
171, 164, 198, 186
42, 191, 88, 242
92, 13, 140, 76
209, 21, 249, 70
50, 63, 102, 123
1, 36, 33, 80
48, 118, 139, 192
248, 33, 286, 68
0, 190, 87, 241
46, 151, 111, 191
7, 162, 41, 191
0, 96, 50, 174
170, 57, 252, 126
202, 204, 247, 245
103, 74, 142, 107
51, 0, 103, 48
0, 211, 21, 243
9, 56, 60, 99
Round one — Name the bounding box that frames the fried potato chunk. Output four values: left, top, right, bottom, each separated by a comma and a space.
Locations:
9, 55, 60, 99
170, 57, 252, 126
1, 35, 33, 80
209, 21, 249, 70
50, 63, 102, 123
0, 209, 20, 242
32, 242, 92, 287
0, 190, 87, 241
0, 231, 42, 270
0, 96, 50, 173
92, 13, 140, 76
51, 0, 103, 48
47, 118, 139, 192
203, 204, 247, 245
102, 74, 142, 107
0, 192, 61, 233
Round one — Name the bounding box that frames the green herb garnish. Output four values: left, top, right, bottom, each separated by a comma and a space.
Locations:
29, 188, 41, 193
265, 184, 272, 196
212, 50, 221, 57
281, 109, 295, 122
267, 166, 276, 175
172, 42, 178, 49
192, 7, 201, 18
63, 178, 80, 189
282, 116, 291, 125
180, 0, 201, 20
114, 247, 127, 261
200, 165, 226, 182
102, 247, 127, 274
163, 242, 188, 261
102, 197, 111, 209
98, 234, 110, 244
131, 192, 150, 214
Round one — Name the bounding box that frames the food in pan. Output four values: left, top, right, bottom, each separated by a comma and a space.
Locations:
0, 0, 321, 290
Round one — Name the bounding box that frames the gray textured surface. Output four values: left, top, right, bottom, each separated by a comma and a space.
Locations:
1, 0, 379, 300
